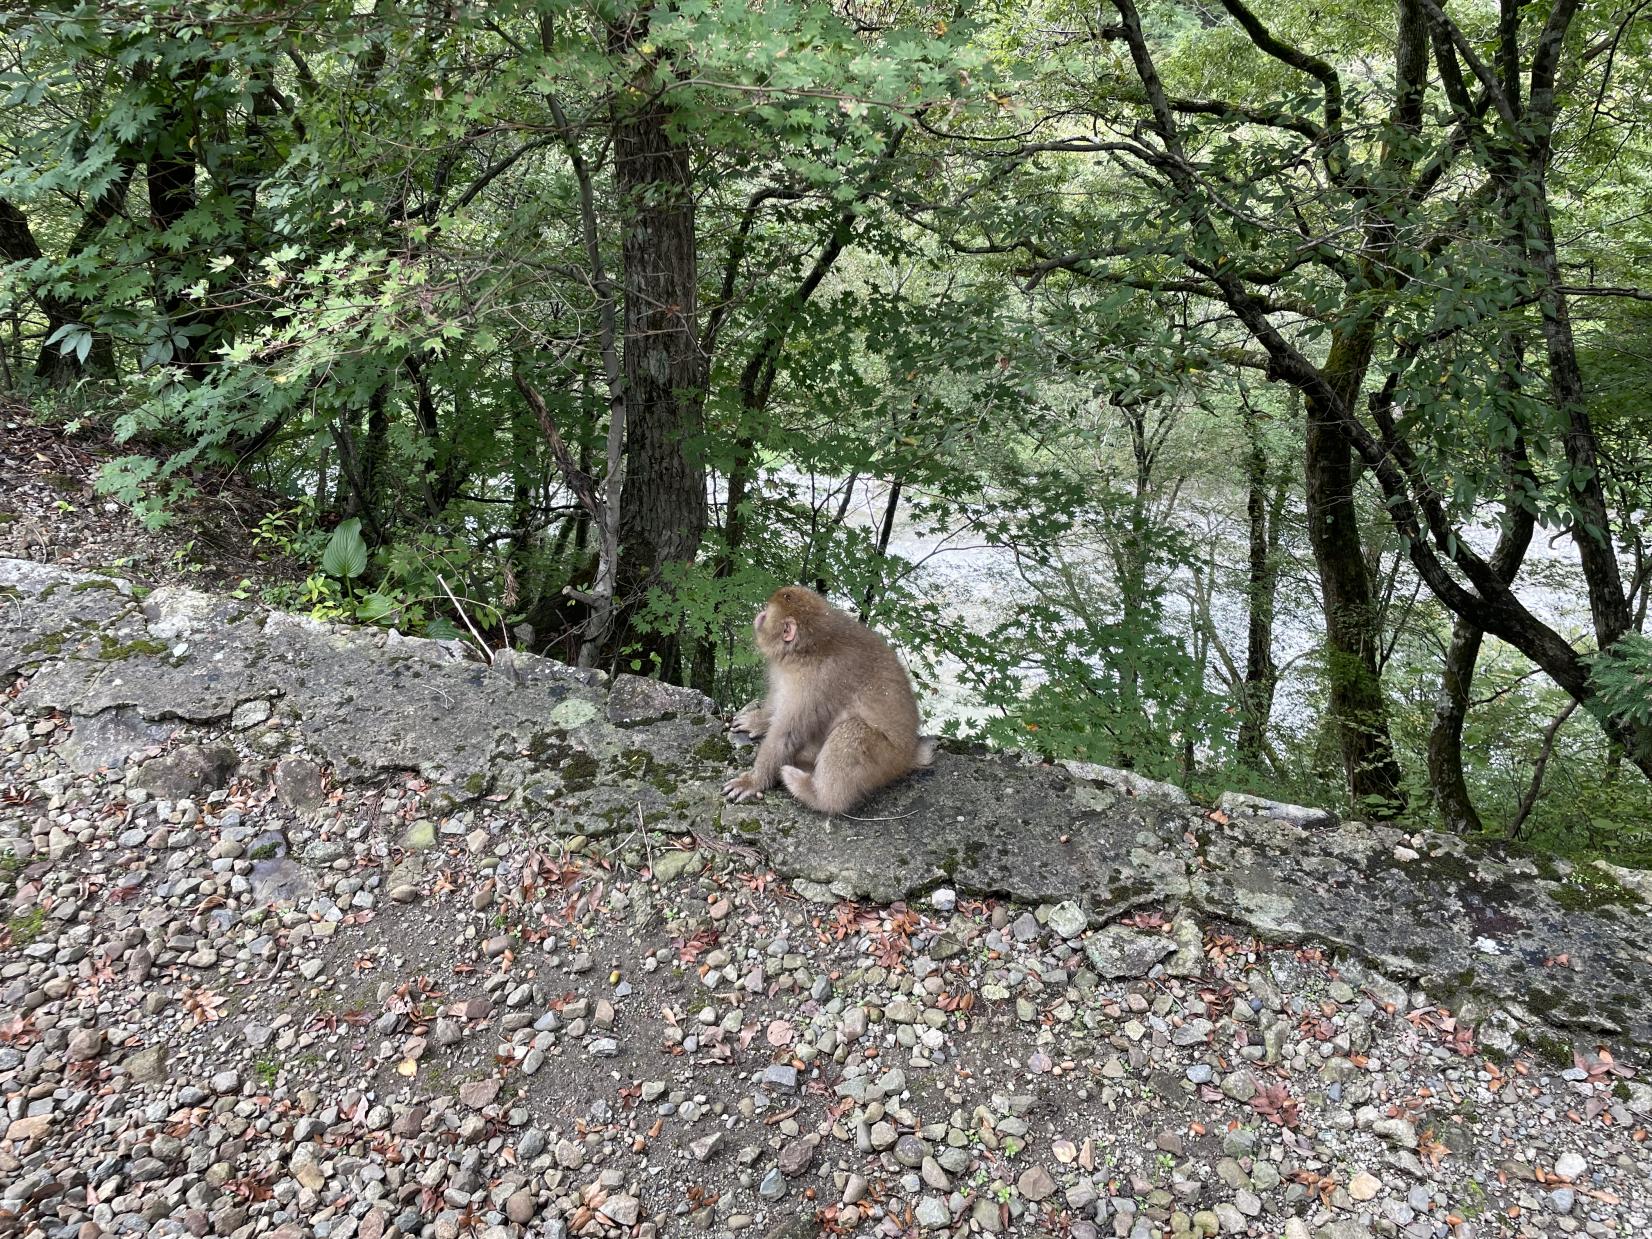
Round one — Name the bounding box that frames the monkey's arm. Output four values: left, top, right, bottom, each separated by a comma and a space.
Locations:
731, 698, 771, 738
723, 726, 799, 802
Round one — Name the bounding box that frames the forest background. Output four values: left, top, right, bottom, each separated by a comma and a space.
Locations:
4, 0, 1651, 864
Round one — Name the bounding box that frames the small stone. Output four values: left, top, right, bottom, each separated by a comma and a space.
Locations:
67, 1028, 105, 1061
930, 888, 957, 913
459, 1078, 501, 1108
886, 999, 920, 1024
1046, 900, 1088, 939
231, 698, 273, 730
505, 1191, 535, 1224
651, 848, 703, 883
916, 1197, 951, 1230
1548, 1188, 1576, 1215
1371, 1117, 1417, 1149
123, 1045, 169, 1084
921, 1155, 951, 1189
555, 1140, 585, 1170
1084, 925, 1176, 978
1348, 1170, 1382, 1202
289, 1146, 326, 1193
598, 1195, 639, 1226
1017, 1165, 1056, 1201
5, 1114, 51, 1142
1554, 1151, 1587, 1180
778, 1139, 816, 1177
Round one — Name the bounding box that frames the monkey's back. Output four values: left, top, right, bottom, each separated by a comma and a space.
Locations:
822, 614, 922, 763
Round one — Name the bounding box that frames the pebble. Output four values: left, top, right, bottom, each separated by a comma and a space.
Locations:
1555, 1151, 1588, 1180
1348, 1170, 1382, 1201
1017, 1165, 1056, 1200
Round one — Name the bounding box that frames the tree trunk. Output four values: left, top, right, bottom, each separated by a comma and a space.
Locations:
0, 193, 124, 384
1237, 394, 1283, 765
1427, 621, 1487, 833
350, 382, 392, 531
609, 14, 707, 677
1304, 325, 1406, 814
1427, 335, 1536, 833
148, 92, 209, 377
1523, 201, 1630, 650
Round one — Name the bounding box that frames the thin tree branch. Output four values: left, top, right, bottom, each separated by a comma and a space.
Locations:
1506, 699, 1580, 839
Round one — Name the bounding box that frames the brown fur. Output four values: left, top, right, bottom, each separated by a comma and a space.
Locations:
724, 586, 934, 814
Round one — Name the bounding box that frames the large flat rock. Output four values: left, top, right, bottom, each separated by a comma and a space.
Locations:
729, 750, 1190, 914
4, 556, 1649, 1048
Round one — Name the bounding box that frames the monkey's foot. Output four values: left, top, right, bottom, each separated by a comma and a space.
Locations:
779, 765, 812, 800
723, 773, 765, 803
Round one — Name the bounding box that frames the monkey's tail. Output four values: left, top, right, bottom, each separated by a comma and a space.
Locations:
914, 736, 938, 767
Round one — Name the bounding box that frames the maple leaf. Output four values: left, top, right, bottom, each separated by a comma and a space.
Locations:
0, 1013, 40, 1045
1120, 909, 1170, 931
1575, 1047, 1636, 1080
675, 928, 719, 965
1418, 1129, 1450, 1169
181, 987, 227, 1026
1249, 1082, 1300, 1128
870, 935, 908, 969
888, 905, 920, 936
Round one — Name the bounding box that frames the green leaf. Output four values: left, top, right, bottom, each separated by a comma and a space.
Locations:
321, 518, 368, 580
354, 591, 396, 622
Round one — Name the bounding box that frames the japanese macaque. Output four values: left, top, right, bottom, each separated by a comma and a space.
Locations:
724, 586, 934, 814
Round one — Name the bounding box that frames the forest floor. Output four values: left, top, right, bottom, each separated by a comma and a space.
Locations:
3, 414, 1651, 1239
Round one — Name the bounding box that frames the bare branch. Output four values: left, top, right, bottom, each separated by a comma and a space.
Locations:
1506, 700, 1580, 839
1215, 0, 1343, 140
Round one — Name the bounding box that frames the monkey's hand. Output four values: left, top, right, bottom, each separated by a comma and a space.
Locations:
731, 700, 771, 738
723, 772, 766, 802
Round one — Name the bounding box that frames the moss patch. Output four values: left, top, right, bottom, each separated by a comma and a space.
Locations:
6, 906, 47, 946
96, 636, 168, 661
693, 734, 735, 764
1546, 865, 1645, 914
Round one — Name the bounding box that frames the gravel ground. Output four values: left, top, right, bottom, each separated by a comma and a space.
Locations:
4, 419, 1652, 1239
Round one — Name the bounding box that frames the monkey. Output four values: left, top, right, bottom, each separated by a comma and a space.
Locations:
723, 585, 934, 815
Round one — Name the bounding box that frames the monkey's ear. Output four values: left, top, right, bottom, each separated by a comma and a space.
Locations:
781, 618, 797, 644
